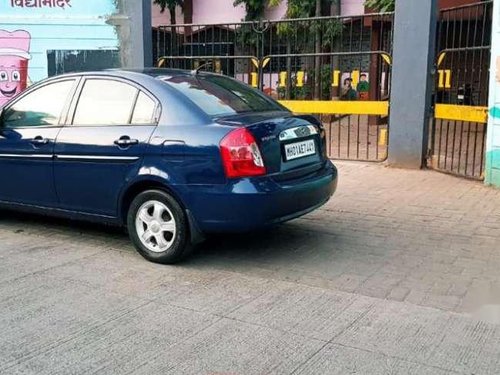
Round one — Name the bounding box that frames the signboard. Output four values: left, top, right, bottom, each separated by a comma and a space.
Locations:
0, 0, 120, 106
9, 0, 72, 9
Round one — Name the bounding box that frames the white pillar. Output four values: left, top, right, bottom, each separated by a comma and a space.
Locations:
486, 0, 500, 187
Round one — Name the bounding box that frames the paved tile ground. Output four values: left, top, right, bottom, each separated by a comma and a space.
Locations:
1, 162, 500, 374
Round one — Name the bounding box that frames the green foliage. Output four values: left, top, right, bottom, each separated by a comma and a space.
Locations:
276, 11, 342, 51
364, 0, 395, 12
276, 0, 340, 40
286, 0, 318, 18
316, 19, 344, 48
233, 0, 269, 21
232, 0, 282, 50
235, 24, 260, 51
154, 0, 184, 24
235, 0, 337, 22
277, 64, 334, 100
306, 65, 335, 99
320, 64, 333, 99
277, 79, 310, 100
154, 0, 184, 13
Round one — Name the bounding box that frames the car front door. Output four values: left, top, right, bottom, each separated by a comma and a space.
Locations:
53, 77, 159, 216
0, 79, 77, 206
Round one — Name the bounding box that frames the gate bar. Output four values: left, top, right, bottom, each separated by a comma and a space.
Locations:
279, 101, 389, 115
435, 104, 488, 123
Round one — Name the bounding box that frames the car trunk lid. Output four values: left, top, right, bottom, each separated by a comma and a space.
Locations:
216, 111, 327, 179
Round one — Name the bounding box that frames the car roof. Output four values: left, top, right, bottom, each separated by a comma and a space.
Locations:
116, 68, 199, 77
24, 68, 217, 126
44, 68, 220, 81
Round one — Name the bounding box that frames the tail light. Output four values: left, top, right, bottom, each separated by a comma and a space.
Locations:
220, 128, 266, 178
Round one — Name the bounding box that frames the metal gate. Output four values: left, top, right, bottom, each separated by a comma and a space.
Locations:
154, 12, 394, 161
429, 1, 492, 179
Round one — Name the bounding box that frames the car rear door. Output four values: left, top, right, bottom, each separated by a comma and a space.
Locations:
53, 77, 159, 216
0, 78, 77, 206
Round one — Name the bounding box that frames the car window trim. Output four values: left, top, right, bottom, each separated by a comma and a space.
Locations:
128, 89, 141, 125
60, 76, 83, 125
67, 76, 161, 128
1, 77, 80, 130
131, 91, 158, 125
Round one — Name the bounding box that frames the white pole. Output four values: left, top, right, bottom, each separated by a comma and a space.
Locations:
486, 0, 500, 187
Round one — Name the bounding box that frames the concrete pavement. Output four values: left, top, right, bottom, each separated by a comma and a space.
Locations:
1, 162, 500, 374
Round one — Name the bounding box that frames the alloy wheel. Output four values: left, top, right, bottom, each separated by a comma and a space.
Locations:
135, 200, 177, 253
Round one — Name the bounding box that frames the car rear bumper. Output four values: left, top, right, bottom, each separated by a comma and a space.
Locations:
184, 161, 338, 233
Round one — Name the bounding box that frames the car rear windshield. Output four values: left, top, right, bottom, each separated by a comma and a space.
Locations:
160, 74, 283, 117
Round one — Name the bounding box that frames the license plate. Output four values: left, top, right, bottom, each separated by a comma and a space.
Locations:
284, 139, 316, 161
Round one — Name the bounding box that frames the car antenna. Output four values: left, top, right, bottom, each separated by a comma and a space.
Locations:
191, 61, 213, 75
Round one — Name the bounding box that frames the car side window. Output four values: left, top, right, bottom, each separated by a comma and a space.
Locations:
131, 91, 156, 125
2, 80, 75, 128
73, 79, 138, 126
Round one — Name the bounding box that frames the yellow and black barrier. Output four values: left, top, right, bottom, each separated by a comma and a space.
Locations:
434, 104, 488, 123
278, 100, 389, 116
258, 69, 372, 89
278, 100, 390, 149
278, 101, 488, 124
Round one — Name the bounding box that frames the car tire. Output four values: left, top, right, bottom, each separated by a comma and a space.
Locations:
127, 190, 190, 264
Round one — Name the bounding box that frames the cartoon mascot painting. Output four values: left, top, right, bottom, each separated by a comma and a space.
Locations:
0, 29, 31, 107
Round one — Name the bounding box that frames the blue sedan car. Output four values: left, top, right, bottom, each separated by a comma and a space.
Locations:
0, 69, 337, 264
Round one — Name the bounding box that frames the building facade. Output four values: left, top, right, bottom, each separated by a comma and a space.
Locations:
152, 0, 484, 28
152, 0, 287, 27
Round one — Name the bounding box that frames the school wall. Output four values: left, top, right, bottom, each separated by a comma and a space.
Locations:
486, 0, 500, 187
0, 0, 151, 106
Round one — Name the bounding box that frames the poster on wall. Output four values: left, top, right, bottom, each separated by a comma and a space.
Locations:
0, 29, 30, 107
0, 0, 121, 106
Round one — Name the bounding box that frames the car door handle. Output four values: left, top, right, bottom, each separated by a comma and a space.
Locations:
30, 136, 50, 146
114, 137, 139, 147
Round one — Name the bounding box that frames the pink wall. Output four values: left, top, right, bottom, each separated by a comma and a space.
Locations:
192, 0, 246, 25
264, 1, 287, 20
341, 0, 364, 16
152, 3, 184, 27
152, 0, 246, 27
153, 0, 291, 28
152, 0, 366, 28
